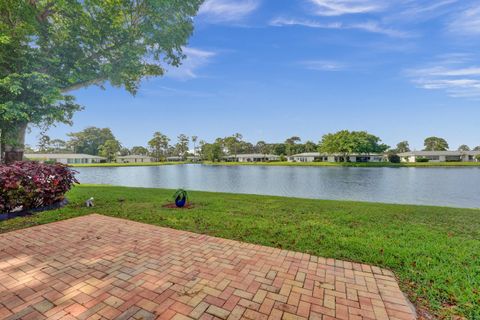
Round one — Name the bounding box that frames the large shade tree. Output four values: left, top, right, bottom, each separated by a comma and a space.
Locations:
131, 146, 149, 156
67, 127, 118, 156
255, 141, 268, 156
99, 139, 121, 162
0, 0, 203, 163
148, 131, 170, 161
201, 142, 223, 162
285, 136, 301, 156
457, 145, 470, 152
395, 141, 410, 153
319, 130, 389, 162
423, 137, 449, 151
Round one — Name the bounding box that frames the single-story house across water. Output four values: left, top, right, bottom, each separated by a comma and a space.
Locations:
224, 154, 280, 162
166, 156, 184, 162
288, 152, 327, 162
398, 151, 480, 162
25, 153, 106, 164
116, 155, 156, 163
288, 152, 385, 163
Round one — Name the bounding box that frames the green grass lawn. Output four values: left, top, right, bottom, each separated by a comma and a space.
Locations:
70, 161, 186, 167
69, 161, 480, 168
204, 161, 480, 167
1, 185, 479, 319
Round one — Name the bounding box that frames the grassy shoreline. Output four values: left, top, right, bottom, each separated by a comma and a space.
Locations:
1, 185, 479, 319
71, 161, 186, 167
203, 161, 480, 168
70, 161, 480, 168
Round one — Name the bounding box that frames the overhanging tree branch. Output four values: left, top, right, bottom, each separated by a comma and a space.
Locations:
60, 79, 106, 93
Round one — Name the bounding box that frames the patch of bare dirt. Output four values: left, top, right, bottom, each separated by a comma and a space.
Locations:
162, 203, 195, 209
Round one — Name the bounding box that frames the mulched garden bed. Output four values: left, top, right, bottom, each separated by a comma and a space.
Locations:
0, 198, 69, 221
162, 202, 195, 209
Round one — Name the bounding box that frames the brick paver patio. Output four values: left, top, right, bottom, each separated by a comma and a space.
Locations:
0, 214, 416, 320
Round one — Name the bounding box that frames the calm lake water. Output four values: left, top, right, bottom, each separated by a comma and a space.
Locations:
76, 164, 480, 208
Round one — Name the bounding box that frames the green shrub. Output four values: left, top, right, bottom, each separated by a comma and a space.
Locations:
416, 157, 429, 162
387, 153, 401, 163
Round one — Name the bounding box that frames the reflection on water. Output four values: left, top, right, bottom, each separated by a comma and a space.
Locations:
76, 164, 480, 208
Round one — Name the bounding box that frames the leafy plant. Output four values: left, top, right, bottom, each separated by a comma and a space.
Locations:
0, 162, 78, 213
0, 0, 203, 162
387, 152, 401, 163
173, 189, 188, 201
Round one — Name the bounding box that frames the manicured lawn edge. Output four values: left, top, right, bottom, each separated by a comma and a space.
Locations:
202, 161, 480, 168
1, 185, 479, 319
70, 161, 187, 167
70, 161, 480, 168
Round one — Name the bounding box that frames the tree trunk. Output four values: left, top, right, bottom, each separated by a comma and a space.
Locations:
2, 123, 28, 164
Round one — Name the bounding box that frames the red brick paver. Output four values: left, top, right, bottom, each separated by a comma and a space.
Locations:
0, 214, 416, 319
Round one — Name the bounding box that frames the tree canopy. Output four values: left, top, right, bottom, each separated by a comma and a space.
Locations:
148, 131, 170, 161
457, 145, 470, 152
99, 139, 122, 162
0, 0, 203, 162
200, 142, 224, 162
423, 137, 449, 151
131, 146, 149, 156
67, 127, 119, 155
175, 134, 190, 158
395, 141, 410, 153
319, 130, 389, 161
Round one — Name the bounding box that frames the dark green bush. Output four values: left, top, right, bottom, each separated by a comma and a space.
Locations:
387, 153, 401, 163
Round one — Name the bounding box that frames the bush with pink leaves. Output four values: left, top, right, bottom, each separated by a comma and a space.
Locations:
0, 161, 78, 213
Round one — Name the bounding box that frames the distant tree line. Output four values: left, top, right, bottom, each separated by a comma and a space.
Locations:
29, 127, 480, 162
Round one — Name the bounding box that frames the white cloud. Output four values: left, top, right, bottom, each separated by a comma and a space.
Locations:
397, 0, 457, 17
308, 0, 385, 16
270, 17, 338, 28
406, 55, 480, 98
269, 17, 409, 38
167, 48, 216, 80
435, 53, 474, 65
350, 21, 408, 38
198, 0, 259, 23
422, 67, 480, 77
447, 4, 480, 35
301, 60, 346, 71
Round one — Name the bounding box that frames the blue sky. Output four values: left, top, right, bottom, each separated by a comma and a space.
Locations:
27, 0, 480, 150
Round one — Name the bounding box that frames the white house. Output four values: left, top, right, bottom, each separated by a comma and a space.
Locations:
288, 153, 326, 162
116, 155, 155, 163
25, 153, 106, 164
288, 152, 385, 163
224, 154, 280, 162
166, 156, 184, 162
187, 156, 201, 162
398, 151, 480, 163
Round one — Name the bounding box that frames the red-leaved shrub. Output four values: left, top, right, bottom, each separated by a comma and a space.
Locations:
0, 161, 78, 213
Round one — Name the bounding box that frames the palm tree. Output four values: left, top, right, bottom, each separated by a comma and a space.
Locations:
233, 133, 243, 161
192, 135, 198, 157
